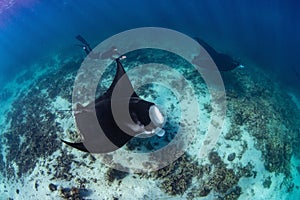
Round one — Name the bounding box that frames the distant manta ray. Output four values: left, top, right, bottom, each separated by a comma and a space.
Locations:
62, 56, 165, 153
194, 37, 240, 71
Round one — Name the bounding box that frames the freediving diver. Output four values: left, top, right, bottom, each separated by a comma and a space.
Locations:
75, 34, 121, 59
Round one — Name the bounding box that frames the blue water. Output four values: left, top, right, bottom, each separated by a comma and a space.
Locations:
1, 0, 300, 199
1, 0, 300, 91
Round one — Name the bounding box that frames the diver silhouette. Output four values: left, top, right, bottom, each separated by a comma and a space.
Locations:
75, 34, 121, 59
75, 34, 92, 55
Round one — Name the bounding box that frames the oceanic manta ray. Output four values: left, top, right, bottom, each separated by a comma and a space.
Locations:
194, 37, 240, 71
62, 56, 165, 153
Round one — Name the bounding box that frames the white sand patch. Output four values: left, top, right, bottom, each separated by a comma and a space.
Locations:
237, 130, 288, 199
170, 78, 212, 164
50, 96, 77, 140
51, 96, 71, 111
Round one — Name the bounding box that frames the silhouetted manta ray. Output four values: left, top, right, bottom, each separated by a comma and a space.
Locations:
194, 37, 240, 71
62, 56, 165, 153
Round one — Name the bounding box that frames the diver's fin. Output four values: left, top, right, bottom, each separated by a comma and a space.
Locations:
75, 44, 85, 48
95, 57, 138, 103
76, 34, 92, 52
61, 140, 89, 153
76, 35, 89, 46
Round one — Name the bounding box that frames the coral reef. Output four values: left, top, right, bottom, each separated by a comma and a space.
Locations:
195, 151, 254, 199
224, 126, 242, 141
50, 151, 75, 181
227, 152, 236, 161
1, 46, 299, 199
2, 59, 80, 179
140, 152, 254, 199
224, 67, 300, 177
149, 153, 202, 195
263, 176, 272, 188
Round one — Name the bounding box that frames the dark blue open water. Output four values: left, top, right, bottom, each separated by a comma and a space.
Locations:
0, 0, 300, 199
1, 0, 300, 90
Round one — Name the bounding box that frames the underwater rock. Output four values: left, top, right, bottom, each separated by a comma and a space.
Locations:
88, 154, 96, 163
35, 181, 39, 191
75, 178, 89, 189
53, 181, 92, 200
224, 127, 242, 141
204, 103, 213, 113
227, 153, 236, 161
202, 164, 212, 174
59, 186, 82, 200
106, 168, 129, 183
262, 176, 272, 188
208, 151, 223, 166
221, 186, 242, 200
238, 162, 255, 178
49, 183, 57, 192
198, 186, 211, 197
237, 141, 248, 160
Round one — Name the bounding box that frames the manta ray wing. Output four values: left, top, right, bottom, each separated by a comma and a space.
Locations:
63, 57, 147, 153
61, 140, 89, 152
194, 37, 240, 71
95, 58, 139, 104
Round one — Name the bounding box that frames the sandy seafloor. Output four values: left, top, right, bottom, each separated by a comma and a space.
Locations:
0, 48, 300, 200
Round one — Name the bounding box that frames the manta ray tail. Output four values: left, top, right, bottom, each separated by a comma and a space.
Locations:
61, 140, 89, 153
